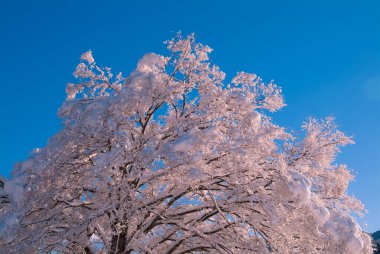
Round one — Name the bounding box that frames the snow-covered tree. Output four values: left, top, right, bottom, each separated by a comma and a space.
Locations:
0, 34, 373, 254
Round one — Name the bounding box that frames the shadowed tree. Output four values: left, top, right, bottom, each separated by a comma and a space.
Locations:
0, 34, 373, 254
0, 179, 9, 207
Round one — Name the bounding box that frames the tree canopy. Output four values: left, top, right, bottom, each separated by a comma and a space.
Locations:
0, 34, 373, 254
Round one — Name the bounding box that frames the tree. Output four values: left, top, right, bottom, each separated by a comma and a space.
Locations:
0, 179, 9, 207
0, 34, 373, 254
372, 231, 380, 254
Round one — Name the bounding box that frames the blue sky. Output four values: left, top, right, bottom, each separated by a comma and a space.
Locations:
0, 0, 379, 232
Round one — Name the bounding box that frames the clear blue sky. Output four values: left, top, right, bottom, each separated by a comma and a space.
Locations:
0, 0, 379, 232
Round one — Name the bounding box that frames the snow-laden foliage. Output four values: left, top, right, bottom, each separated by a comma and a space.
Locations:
0, 34, 373, 254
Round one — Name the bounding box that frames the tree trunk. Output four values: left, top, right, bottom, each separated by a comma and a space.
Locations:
109, 231, 127, 254
84, 246, 93, 254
